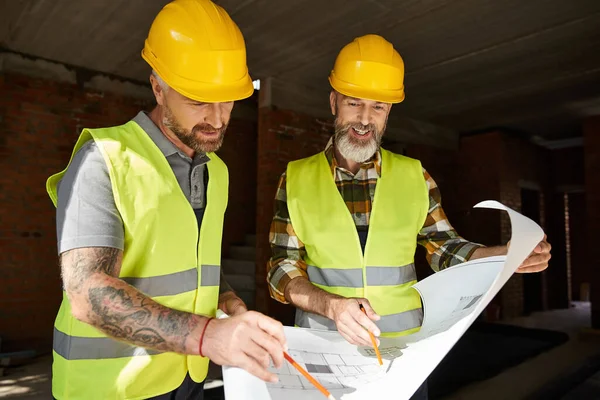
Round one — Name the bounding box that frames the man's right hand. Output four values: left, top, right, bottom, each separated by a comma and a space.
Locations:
201, 311, 287, 383
328, 297, 381, 346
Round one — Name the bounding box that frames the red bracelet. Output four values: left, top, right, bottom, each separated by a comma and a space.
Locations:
198, 317, 214, 357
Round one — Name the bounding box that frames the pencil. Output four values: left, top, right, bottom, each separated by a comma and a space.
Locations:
359, 304, 383, 366
283, 352, 336, 400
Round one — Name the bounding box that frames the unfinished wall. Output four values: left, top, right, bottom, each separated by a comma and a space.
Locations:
0, 72, 152, 353
550, 146, 586, 302
408, 130, 558, 320
217, 107, 258, 256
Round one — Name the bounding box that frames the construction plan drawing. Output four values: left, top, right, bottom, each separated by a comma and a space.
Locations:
222, 200, 545, 400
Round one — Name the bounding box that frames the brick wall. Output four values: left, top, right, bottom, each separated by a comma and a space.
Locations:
408, 131, 555, 320
551, 147, 586, 302
0, 72, 258, 353
0, 72, 152, 353
583, 116, 600, 328
217, 113, 258, 256
499, 133, 552, 318
448, 132, 506, 319
568, 192, 587, 301
255, 106, 333, 323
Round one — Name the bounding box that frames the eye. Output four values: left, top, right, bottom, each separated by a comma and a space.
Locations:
349, 102, 359, 107
374, 104, 385, 111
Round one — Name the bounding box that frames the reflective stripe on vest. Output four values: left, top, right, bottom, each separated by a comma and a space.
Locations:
295, 308, 423, 333
307, 264, 416, 287
53, 328, 163, 360
123, 265, 220, 298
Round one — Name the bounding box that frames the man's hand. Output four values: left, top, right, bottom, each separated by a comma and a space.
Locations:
328, 298, 381, 347
515, 234, 552, 273
218, 291, 247, 316
201, 311, 287, 383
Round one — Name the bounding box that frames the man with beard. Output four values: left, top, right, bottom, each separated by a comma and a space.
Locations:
46, 1, 286, 399
267, 34, 551, 399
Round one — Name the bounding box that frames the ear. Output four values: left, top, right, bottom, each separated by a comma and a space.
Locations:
329, 90, 338, 116
149, 74, 166, 106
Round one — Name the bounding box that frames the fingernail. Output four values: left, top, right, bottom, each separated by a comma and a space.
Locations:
270, 376, 279, 383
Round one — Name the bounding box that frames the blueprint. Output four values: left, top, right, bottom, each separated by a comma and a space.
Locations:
222, 201, 545, 400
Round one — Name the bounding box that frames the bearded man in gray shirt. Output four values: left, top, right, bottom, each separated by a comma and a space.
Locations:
47, 1, 286, 399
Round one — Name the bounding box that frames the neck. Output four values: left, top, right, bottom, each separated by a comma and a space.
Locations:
148, 106, 195, 158
334, 145, 361, 174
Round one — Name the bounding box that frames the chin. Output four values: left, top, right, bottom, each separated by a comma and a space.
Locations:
199, 142, 223, 153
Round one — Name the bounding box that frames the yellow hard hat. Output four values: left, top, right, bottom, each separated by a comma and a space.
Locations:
329, 34, 405, 104
142, 0, 254, 103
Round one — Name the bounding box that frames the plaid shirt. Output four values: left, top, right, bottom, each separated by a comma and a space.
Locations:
267, 137, 483, 304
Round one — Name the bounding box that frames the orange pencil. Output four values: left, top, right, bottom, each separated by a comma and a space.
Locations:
283, 352, 336, 400
359, 304, 383, 366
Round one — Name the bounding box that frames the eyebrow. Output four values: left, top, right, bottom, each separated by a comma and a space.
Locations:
343, 96, 387, 106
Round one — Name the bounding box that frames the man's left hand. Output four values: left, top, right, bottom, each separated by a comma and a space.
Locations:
516, 234, 552, 273
219, 292, 248, 316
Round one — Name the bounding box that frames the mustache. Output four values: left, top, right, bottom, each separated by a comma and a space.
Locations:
192, 123, 226, 135
335, 122, 378, 135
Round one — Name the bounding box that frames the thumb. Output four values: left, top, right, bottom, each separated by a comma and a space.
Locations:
359, 299, 380, 321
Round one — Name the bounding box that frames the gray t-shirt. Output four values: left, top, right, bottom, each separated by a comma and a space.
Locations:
56, 111, 232, 293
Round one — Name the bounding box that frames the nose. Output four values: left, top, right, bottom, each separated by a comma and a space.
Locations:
204, 103, 224, 129
358, 106, 372, 127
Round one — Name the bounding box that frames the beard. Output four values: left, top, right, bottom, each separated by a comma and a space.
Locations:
334, 118, 386, 163
163, 105, 227, 153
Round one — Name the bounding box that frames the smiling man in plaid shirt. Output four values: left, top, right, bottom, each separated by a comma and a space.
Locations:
266, 34, 551, 399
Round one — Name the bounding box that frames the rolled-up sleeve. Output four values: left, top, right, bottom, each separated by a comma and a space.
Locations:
266, 172, 308, 304
417, 169, 483, 271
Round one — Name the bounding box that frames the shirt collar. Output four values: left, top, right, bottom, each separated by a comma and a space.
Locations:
131, 111, 209, 164
324, 136, 382, 177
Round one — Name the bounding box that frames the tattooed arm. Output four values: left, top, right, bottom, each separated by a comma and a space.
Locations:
60, 247, 207, 355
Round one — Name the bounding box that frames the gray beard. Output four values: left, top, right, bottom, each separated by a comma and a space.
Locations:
334, 120, 383, 163
335, 132, 379, 163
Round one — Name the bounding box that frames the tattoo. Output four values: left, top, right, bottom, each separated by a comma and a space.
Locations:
60, 246, 199, 353
157, 309, 194, 335
60, 247, 120, 294
87, 285, 195, 352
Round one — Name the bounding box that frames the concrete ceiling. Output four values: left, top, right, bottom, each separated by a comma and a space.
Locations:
1, 0, 599, 140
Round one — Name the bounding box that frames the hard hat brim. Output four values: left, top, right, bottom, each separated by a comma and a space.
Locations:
329, 75, 405, 104
142, 48, 254, 103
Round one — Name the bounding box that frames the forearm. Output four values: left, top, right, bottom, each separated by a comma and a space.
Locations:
62, 248, 206, 355
71, 273, 206, 354
469, 245, 508, 260
284, 276, 342, 320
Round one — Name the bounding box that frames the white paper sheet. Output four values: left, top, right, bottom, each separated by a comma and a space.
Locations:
222, 201, 544, 400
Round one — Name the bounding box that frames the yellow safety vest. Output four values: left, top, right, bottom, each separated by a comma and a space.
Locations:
286, 148, 428, 337
46, 120, 228, 399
